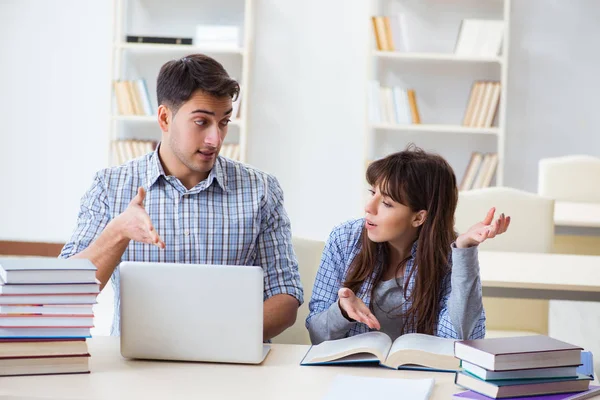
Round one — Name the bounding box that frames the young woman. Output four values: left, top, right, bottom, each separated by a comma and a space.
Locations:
306, 147, 510, 344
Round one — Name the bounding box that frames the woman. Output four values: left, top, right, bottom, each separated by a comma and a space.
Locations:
306, 147, 510, 344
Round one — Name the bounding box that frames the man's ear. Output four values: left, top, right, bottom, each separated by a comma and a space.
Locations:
413, 210, 427, 228
157, 104, 171, 133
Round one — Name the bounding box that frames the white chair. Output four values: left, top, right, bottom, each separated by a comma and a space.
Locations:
538, 155, 600, 368
455, 187, 555, 337
539, 155, 600, 203
271, 237, 325, 345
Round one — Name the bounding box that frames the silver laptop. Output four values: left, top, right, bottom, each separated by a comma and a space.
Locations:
119, 261, 270, 364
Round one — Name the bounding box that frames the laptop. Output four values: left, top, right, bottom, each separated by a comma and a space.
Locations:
119, 261, 270, 364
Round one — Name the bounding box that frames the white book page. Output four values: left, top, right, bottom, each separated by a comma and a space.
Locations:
322, 375, 435, 400
304, 332, 392, 364
390, 333, 456, 357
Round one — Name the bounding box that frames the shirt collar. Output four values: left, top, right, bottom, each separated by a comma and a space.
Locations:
146, 143, 228, 192
146, 145, 164, 189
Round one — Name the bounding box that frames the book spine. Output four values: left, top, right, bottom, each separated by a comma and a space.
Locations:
371, 17, 383, 51
407, 89, 421, 124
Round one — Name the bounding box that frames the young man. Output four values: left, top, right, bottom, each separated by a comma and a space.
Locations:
60, 54, 303, 340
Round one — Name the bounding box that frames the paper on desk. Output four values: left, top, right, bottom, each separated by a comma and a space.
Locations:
321, 374, 435, 400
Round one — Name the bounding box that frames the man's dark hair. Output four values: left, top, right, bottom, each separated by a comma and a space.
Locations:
157, 54, 240, 114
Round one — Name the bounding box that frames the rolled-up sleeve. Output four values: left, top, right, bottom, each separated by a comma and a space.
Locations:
59, 173, 111, 259
306, 226, 356, 343
255, 175, 303, 305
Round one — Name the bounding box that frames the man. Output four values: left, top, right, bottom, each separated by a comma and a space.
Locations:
60, 54, 303, 340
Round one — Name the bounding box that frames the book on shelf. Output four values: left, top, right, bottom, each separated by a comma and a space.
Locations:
194, 25, 240, 49
472, 153, 499, 189
112, 140, 158, 166
407, 89, 421, 124
114, 79, 154, 116
454, 19, 504, 57
300, 331, 459, 372
368, 81, 420, 125
220, 144, 241, 161
463, 81, 501, 128
126, 35, 193, 45
371, 14, 409, 52
459, 152, 498, 191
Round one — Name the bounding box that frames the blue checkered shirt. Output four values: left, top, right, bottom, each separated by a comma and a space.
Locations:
306, 218, 485, 339
60, 147, 304, 335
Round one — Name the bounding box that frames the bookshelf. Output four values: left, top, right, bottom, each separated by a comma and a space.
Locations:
366, 0, 510, 190
372, 123, 500, 136
373, 51, 502, 64
109, 0, 254, 166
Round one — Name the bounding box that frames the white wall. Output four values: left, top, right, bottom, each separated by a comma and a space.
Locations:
504, 0, 600, 191
1, 0, 600, 238
0, 0, 112, 243
247, 0, 369, 241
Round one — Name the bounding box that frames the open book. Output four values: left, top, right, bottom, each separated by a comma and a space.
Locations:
301, 332, 459, 372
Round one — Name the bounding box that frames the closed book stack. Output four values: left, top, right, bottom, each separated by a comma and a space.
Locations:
453, 335, 598, 400
0, 257, 98, 376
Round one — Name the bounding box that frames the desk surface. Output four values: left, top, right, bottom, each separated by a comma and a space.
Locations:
479, 251, 600, 292
0, 337, 460, 400
479, 250, 600, 301
555, 201, 600, 228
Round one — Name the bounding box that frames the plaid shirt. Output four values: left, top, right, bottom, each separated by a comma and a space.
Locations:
60, 147, 303, 335
306, 218, 485, 339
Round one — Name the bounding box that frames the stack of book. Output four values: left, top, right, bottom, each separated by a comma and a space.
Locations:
368, 81, 421, 125
112, 140, 158, 166
459, 152, 499, 191
114, 79, 154, 116
462, 81, 501, 129
220, 144, 241, 161
0, 257, 98, 376
453, 335, 599, 399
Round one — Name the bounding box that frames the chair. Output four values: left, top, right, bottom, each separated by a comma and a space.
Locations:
455, 187, 555, 337
271, 237, 325, 345
538, 155, 600, 363
538, 155, 600, 203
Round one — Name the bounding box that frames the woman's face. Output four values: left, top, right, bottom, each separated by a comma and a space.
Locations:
363, 185, 425, 244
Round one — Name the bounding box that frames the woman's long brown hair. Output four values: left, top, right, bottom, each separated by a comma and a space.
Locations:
343, 146, 458, 335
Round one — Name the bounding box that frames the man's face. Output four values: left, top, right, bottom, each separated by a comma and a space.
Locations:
164, 90, 233, 175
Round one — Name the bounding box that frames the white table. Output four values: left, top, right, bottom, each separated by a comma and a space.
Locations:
479, 251, 600, 301
0, 337, 461, 400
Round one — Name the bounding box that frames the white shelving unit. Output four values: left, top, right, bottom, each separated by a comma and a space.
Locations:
108, 0, 254, 166
373, 51, 502, 64
366, 0, 510, 187
372, 123, 500, 136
